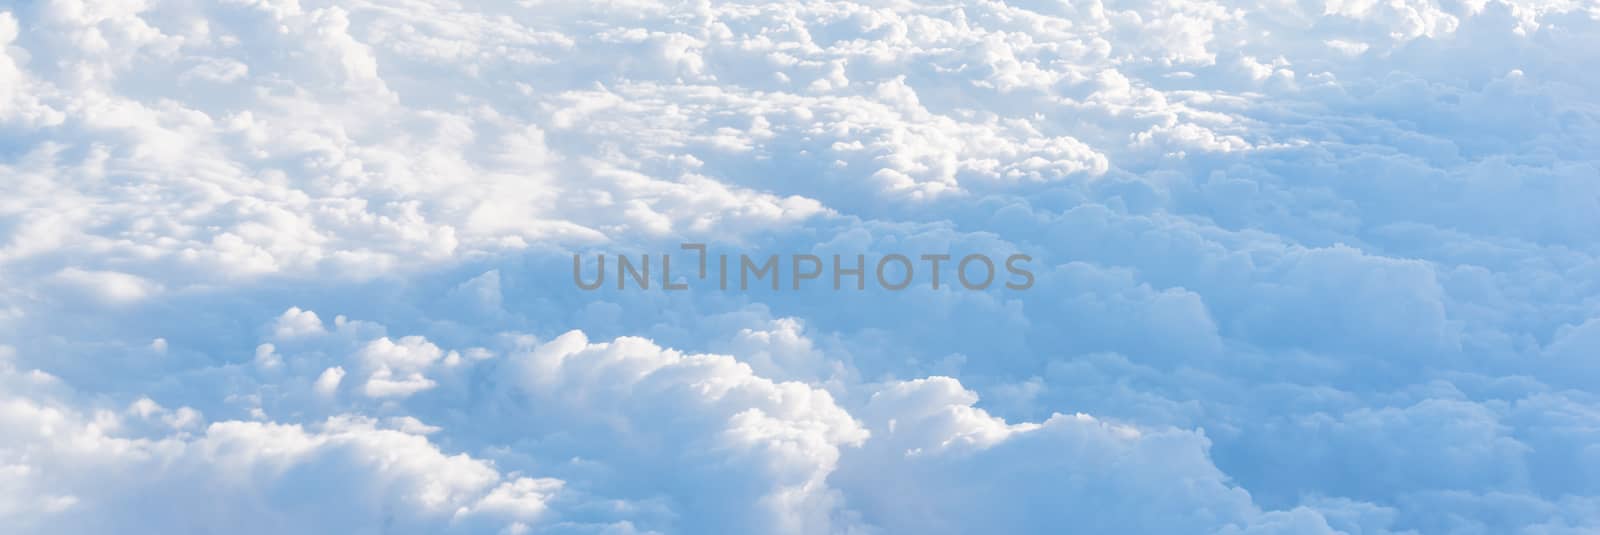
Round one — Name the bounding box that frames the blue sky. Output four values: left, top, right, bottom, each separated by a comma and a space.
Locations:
2, 0, 1599, 533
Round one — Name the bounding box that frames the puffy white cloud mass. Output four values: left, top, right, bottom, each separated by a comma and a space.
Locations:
3, 0, 1600, 533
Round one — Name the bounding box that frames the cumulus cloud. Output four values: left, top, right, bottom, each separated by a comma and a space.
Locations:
2, 0, 1599, 533
0, 363, 558, 534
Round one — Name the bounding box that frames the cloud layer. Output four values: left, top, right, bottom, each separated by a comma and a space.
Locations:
3, 0, 1599, 533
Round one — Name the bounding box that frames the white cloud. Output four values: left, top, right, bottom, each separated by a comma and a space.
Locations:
48, 268, 160, 304
0, 379, 558, 533
363, 368, 437, 398
313, 366, 345, 397
2, 0, 1600, 532
273, 307, 328, 339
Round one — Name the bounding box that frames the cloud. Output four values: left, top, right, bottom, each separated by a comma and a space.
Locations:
835, 377, 1339, 534
2, 0, 1600, 533
0, 368, 558, 534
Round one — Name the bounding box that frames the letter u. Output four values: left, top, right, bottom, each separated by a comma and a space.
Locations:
573, 254, 605, 290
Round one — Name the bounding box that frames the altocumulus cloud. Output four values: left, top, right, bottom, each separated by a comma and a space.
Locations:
2, 0, 1600, 533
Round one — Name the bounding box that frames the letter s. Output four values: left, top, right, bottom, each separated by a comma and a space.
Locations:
1004, 254, 1034, 290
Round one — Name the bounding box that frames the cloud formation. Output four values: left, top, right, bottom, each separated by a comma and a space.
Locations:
3, 0, 1600, 533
